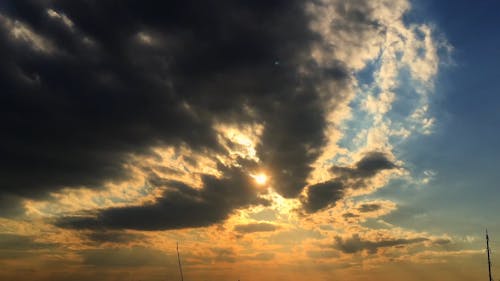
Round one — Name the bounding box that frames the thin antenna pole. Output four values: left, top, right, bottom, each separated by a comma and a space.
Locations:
487, 229, 493, 281
177, 242, 184, 281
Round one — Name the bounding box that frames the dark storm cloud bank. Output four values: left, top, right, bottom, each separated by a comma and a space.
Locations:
57, 165, 269, 230
0, 0, 350, 217
334, 234, 427, 254
302, 152, 397, 213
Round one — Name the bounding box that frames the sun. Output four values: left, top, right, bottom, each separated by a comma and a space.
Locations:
251, 173, 268, 185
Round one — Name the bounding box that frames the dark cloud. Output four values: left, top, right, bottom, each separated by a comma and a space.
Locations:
334, 234, 428, 254
0, 0, 350, 217
56, 165, 269, 231
302, 152, 396, 213
85, 231, 146, 244
234, 222, 278, 234
302, 180, 344, 213
358, 203, 382, 213
0, 233, 57, 259
342, 212, 360, 219
0, 233, 55, 251
332, 152, 397, 179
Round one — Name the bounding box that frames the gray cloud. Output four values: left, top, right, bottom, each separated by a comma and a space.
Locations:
302, 180, 344, 213
0, 234, 55, 251
85, 231, 146, 244
334, 234, 428, 254
332, 152, 397, 179
56, 165, 269, 231
342, 212, 360, 219
0, 234, 57, 259
302, 152, 396, 213
358, 203, 382, 213
234, 222, 279, 234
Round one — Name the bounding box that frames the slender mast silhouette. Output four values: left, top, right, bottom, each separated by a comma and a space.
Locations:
487, 229, 493, 281
177, 242, 184, 281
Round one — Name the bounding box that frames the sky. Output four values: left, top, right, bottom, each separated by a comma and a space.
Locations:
0, 1, 499, 281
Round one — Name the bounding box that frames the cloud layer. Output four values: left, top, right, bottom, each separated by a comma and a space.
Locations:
0, 0, 353, 219
0, 2, 457, 280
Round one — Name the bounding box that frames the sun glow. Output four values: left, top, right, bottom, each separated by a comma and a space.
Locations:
252, 173, 268, 185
